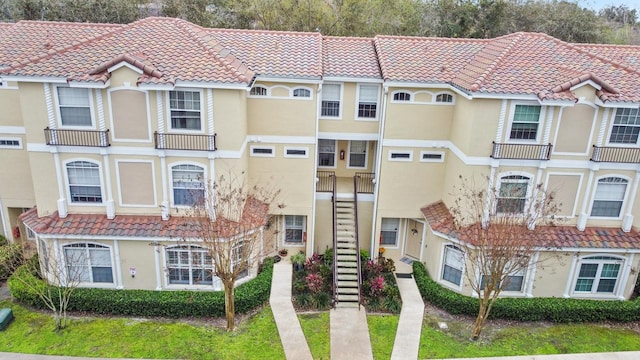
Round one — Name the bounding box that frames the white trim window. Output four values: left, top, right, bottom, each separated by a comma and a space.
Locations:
250, 146, 275, 157
321, 84, 341, 117
496, 175, 530, 214
590, 177, 628, 217
380, 218, 399, 246
284, 215, 305, 243
609, 108, 640, 144
166, 245, 214, 285
348, 140, 367, 168
66, 161, 102, 203
250, 86, 268, 96
420, 151, 444, 162
284, 146, 308, 158
0, 137, 22, 149
509, 105, 541, 141
57, 87, 92, 127
435, 93, 453, 103
171, 164, 205, 206
442, 245, 464, 286
292, 87, 311, 98
169, 90, 201, 131
318, 139, 336, 167
64, 243, 113, 283
392, 91, 411, 102
480, 260, 527, 292
357, 85, 379, 119
573, 256, 623, 294
388, 150, 413, 161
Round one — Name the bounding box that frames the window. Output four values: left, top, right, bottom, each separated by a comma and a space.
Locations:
574, 256, 623, 294
172, 164, 205, 206
609, 108, 640, 144
169, 90, 201, 130
250, 146, 275, 157
480, 260, 527, 292
0, 138, 21, 148
442, 245, 464, 286
292, 88, 311, 98
393, 91, 411, 102
232, 240, 249, 278
285, 215, 305, 243
284, 147, 308, 158
591, 177, 628, 217
389, 151, 413, 161
380, 218, 399, 246
420, 151, 444, 162
435, 93, 453, 103
496, 175, 529, 214
166, 245, 214, 285
510, 105, 541, 140
348, 140, 367, 168
250, 86, 267, 96
321, 84, 341, 117
66, 161, 102, 203
357, 85, 378, 118
57, 87, 92, 126
318, 139, 336, 167
64, 243, 113, 283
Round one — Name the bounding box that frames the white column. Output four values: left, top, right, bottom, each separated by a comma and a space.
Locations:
563, 252, 578, 298
103, 153, 115, 219
577, 166, 597, 231
495, 99, 508, 143
207, 88, 215, 150
595, 108, 610, 147
53, 152, 68, 218
622, 170, 640, 232
160, 155, 169, 220
482, 164, 498, 227
618, 253, 635, 299
154, 242, 163, 290
114, 239, 123, 289
44, 84, 56, 129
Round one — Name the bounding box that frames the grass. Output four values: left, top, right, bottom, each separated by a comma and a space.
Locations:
0, 300, 284, 359
299, 312, 330, 359
368, 314, 399, 359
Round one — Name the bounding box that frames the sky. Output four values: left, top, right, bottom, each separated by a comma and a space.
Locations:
584, 0, 640, 11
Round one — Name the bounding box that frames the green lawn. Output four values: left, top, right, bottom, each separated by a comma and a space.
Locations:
368, 314, 399, 360
0, 300, 284, 359
299, 312, 330, 359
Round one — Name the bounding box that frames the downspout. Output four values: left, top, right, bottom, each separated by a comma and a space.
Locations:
370, 85, 388, 258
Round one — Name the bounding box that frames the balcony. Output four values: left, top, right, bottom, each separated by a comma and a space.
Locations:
154, 132, 216, 151
316, 171, 375, 194
44, 128, 110, 147
591, 145, 640, 163
491, 142, 552, 160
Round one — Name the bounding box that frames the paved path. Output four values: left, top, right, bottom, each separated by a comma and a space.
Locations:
330, 307, 373, 360
444, 352, 640, 360
269, 260, 313, 360
391, 275, 424, 360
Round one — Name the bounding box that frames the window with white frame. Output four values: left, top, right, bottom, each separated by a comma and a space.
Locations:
318, 139, 336, 167
172, 164, 205, 206
420, 151, 444, 162
509, 105, 541, 140
66, 161, 102, 203
348, 140, 367, 168
64, 243, 113, 283
480, 259, 527, 292
496, 175, 529, 214
321, 84, 341, 117
442, 245, 464, 286
57, 87, 92, 126
609, 108, 640, 144
285, 215, 305, 243
380, 218, 399, 246
389, 150, 413, 161
292, 88, 311, 98
250, 146, 274, 157
393, 91, 411, 101
0, 138, 21, 148
591, 177, 628, 217
573, 256, 623, 294
357, 85, 378, 119
166, 245, 214, 285
169, 90, 201, 130
250, 86, 267, 96
284, 147, 308, 157
232, 240, 249, 278
435, 93, 453, 103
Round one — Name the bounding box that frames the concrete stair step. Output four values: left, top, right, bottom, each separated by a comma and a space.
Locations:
336, 242, 356, 248
336, 302, 360, 308
336, 248, 357, 255
337, 267, 358, 274
337, 274, 358, 281
337, 280, 358, 287
337, 255, 358, 262
337, 287, 359, 294
337, 261, 357, 268
337, 294, 359, 302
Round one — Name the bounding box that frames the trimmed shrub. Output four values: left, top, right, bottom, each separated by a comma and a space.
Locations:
9, 257, 274, 318
413, 261, 640, 323
0, 244, 24, 281
0, 235, 7, 246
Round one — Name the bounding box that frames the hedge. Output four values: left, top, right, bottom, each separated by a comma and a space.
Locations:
8, 257, 274, 318
0, 243, 24, 281
413, 261, 640, 323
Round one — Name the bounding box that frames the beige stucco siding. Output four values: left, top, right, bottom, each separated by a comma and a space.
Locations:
214, 90, 247, 151
554, 103, 596, 154
109, 89, 150, 141
118, 240, 158, 290
546, 174, 581, 217
117, 161, 156, 207
450, 97, 500, 157
0, 87, 24, 126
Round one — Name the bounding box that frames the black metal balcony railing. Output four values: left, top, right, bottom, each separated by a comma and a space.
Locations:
491, 141, 552, 160
316, 171, 335, 192
591, 145, 640, 163
355, 172, 375, 194
154, 132, 216, 151
44, 127, 110, 147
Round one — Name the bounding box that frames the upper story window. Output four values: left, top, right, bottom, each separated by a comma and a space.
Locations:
172, 164, 205, 206
357, 85, 378, 119
64, 243, 113, 283
166, 245, 213, 285
393, 91, 411, 101
66, 161, 102, 203
318, 139, 336, 167
609, 108, 640, 145
169, 90, 201, 131
591, 177, 628, 218
292, 88, 311, 98
573, 256, 623, 295
510, 105, 541, 141
321, 84, 341, 117
57, 87, 92, 127
435, 93, 453, 103
496, 175, 530, 214
250, 86, 268, 96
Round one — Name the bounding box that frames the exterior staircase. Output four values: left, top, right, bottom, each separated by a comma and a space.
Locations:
334, 197, 361, 308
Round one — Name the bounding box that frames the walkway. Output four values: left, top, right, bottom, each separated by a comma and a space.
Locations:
330, 307, 374, 360
390, 275, 424, 359
269, 260, 313, 360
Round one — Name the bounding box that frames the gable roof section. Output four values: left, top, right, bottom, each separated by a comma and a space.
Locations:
323, 37, 381, 79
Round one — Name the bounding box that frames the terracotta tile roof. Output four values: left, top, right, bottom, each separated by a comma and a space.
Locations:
421, 201, 640, 250
323, 37, 381, 78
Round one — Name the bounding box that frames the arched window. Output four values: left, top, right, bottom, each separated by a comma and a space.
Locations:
66, 161, 102, 203
496, 175, 530, 214
393, 92, 411, 101
63, 243, 113, 283
250, 86, 267, 96
591, 177, 628, 217
166, 245, 214, 285
292, 88, 311, 98
435, 93, 453, 103
171, 164, 205, 206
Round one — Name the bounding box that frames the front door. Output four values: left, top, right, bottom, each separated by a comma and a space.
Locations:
405, 219, 423, 259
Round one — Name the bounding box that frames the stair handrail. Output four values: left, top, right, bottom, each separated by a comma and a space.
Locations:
331, 173, 338, 307
353, 174, 362, 309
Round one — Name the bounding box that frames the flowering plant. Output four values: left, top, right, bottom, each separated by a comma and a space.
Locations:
378, 247, 386, 254
305, 273, 324, 294
369, 276, 385, 297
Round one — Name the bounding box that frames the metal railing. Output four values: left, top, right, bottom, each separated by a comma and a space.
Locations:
355, 172, 374, 194
154, 132, 216, 151
316, 171, 335, 192
331, 173, 338, 307
44, 128, 110, 147
352, 175, 363, 308
491, 141, 552, 160
591, 145, 640, 163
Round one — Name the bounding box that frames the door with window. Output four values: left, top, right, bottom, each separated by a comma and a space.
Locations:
405, 220, 423, 259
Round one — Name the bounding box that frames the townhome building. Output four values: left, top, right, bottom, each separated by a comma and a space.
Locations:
1, 17, 640, 302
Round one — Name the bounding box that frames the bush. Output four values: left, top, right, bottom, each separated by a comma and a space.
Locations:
412, 261, 640, 323
0, 235, 7, 246
0, 243, 24, 281
9, 257, 274, 318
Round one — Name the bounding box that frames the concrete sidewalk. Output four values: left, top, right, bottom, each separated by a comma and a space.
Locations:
390, 275, 424, 360
445, 352, 640, 360
330, 307, 374, 360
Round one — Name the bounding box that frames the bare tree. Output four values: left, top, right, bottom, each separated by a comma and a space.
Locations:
450, 175, 561, 340
181, 173, 278, 331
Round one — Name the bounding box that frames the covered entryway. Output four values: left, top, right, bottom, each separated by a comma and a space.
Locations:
404, 219, 424, 259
